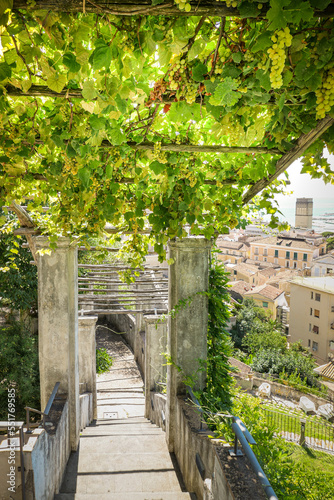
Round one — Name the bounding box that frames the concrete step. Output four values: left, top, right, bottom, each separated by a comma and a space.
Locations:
55, 492, 193, 499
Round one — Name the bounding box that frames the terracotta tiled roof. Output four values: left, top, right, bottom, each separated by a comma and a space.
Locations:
258, 268, 276, 277
217, 240, 244, 250
235, 263, 259, 275
244, 283, 283, 301
249, 236, 316, 251
229, 280, 251, 295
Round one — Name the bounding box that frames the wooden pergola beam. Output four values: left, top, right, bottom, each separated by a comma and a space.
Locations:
13, 0, 334, 18
242, 115, 334, 205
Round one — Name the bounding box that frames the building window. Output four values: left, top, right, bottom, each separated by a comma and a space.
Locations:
293, 252, 298, 260
264, 249, 268, 256
331, 305, 334, 312
314, 309, 320, 318
262, 301, 269, 308
293, 262, 297, 269
264, 257, 267, 262
235, 259, 238, 264
308, 339, 311, 347
255, 256, 259, 261
274, 258, 278, 264
311, 292, 314, 299
315, 293, 321, 302
303, 262, 307, 269
234, 270, 237, 275
303, 254, 308, 261
274, 250, 278, 258
255, 247, 259, 255
313, 325, 319, 334
309, 323, 312, 332
312, 341, 318, 351
286, 261, 290, 268
286, 251, 290, 259
310, 308, 313, 315
330, 340, 334, 350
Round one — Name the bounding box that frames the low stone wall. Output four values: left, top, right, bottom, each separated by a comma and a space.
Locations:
101, 312, 136, 351
30, 400, 70, 500
79, 393, 93, 431
0, 394, 94, 500
233, 373, 331, 409
149, 391, 267, 500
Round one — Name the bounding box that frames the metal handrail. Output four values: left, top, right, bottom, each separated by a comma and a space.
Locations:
0, 420, 26, 500
25, 382, 60, 433
185, 386, 278, 500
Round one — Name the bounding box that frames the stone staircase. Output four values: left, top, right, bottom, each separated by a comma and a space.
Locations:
55, 328, 193, 500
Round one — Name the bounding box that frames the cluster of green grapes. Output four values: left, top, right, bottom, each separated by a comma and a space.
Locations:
315, 67, 334, 119
225, 0, 238, 7
212, 45, 232, 75
169, 57, 186, 90
174, 0, 191, 12
267, 28, 292, 89
184, 82, 198, 104
153, 142, 168, 164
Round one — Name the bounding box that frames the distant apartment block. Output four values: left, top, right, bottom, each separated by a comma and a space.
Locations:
289, 277, 334, 364
249, 235, 326, 270
216, 240, 249, 264
243, 283, 288, 320
295, 198, 313, 229
310, 252, 334, 277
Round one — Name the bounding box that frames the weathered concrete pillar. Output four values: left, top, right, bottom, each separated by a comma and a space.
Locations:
78, 316, 98, 420
33, 236, 80, 451
144, 315, 167, 418
166, 237, 211, 451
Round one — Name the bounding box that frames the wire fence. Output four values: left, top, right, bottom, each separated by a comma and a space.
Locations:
264, 409, 334, 454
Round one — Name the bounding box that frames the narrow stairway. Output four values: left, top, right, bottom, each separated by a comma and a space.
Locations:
55, 326, 192, 499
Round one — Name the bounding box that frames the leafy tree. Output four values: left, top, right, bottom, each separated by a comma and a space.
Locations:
0, 4, 333, 259
0, 320, 40, 420
251, 347, 319, 387
242, 327, 287, 355
326, 236, 334, 252
230, 297, 273, 349
0, 210, 38, 312
96, 348, 113, 374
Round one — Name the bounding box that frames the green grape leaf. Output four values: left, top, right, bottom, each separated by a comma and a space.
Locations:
115, 94, 127, 114
152, 0, 164, 5
251, 32, 272, 53
282, 69, 293, 86
188, 39, 205, 61
89, 41, 112, 70
0, 61, 11, 80
62, 52, 81, 73
109, 128, 127, 146
256, 69, 271, 91
288, 0, 314, 24
192, 62, 208, 82
0, 0, 12, 16
232, 53, 242, 64
82, 80, 98, 100
306, 73, 322, 92
209, 78, 241, 107
78, 167, 91, 188
150, 160, 165, 175
266, 0, 290, 30
89, 115, 106, 131
238, 1, 259, 17
310, 0, 331, 8
46, 73, 67, 93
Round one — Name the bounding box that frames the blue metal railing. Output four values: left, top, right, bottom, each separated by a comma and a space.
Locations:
186, 386, 278, 500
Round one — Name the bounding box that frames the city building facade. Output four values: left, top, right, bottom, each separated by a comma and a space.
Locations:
289, 277, 334, 364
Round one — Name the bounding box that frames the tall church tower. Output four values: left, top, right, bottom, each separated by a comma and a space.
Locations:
295, 198, 313, 229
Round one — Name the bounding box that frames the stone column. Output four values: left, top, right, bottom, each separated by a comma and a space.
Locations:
33, 236, 80, 451
166, 237, 211, 451
143, 315, 167, 418
78, 316, 98, 420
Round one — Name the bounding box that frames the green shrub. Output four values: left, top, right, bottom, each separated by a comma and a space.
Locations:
0, 320, 40, 420
96, 348, 113, 374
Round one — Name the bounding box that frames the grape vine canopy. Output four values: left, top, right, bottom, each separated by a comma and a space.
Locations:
0, 0, 334, 262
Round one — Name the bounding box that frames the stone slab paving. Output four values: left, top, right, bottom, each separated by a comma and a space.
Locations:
55, 327, 192, 500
